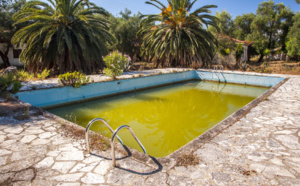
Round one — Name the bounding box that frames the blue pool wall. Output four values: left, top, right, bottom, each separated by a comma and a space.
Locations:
196, 71, 284, 87
16, 70, 284, 108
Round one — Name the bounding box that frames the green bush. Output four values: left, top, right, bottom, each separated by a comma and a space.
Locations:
219, 47, 231, 56
37, 69, 50, 80
16, 69, 50, 81
16, 70, 34, 81
0, 73, 22, 94
11, 81, 22, 94
103, 51, 130, 79
235, 44, 244, 62
263, 48, 271, 56
58, 71, 90, 88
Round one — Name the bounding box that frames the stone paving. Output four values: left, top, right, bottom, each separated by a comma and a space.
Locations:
0, 71, 300, 185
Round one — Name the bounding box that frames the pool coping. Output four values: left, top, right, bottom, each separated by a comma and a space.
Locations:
29, 72, 289, 169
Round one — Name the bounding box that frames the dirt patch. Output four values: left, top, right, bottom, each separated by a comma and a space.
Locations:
176, 153, 200, 167
0, 96, 42, 119
59, 122, 110, 151
245, 60, 300, 75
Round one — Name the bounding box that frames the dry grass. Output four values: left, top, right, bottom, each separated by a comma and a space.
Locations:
245, 60, 300, 75
176, 153, 200, 167
60, 123, 110, 151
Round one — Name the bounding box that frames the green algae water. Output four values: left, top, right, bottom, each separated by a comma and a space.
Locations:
47, 81, 268, 157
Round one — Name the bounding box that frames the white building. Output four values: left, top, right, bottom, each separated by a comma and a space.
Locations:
0, 43, 24, 66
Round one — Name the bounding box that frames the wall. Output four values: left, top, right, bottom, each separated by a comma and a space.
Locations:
0, 43, 24, 66
16, 70, 284, 108
16, 71, 195, 108
195, 71, 284, 87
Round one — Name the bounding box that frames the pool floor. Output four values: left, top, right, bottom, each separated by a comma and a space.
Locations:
48, 81, 268, 157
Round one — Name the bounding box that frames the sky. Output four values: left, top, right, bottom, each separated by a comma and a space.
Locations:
90, 0, 300, 18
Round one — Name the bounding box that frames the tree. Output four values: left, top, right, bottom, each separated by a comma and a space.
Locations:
234, 13, 255, 40
249, 0, 293, 62
0, 0, 25, 67
209, 10, 235, 37
108, 9, 142, 61
208, 10, 236, 53
286, 13, 300, 57
12, 0, 113, 74
296, 0, 300, 4
139, 0, 219, 67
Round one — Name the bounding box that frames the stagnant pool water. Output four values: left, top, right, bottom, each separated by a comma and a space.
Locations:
48, 81, 268, 157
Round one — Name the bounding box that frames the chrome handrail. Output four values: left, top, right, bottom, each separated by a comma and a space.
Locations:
111, 125, 147, 167
85, 118, 123, 154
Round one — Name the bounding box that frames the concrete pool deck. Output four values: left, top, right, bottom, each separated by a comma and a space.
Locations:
0, 70, 300, 185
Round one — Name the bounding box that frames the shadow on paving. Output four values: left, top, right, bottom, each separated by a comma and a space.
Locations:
90, 145, 162, 175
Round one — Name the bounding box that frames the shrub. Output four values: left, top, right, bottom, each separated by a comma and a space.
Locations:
37, 69, 50, 80
17, 69, 50, 81
219, 47, 231, 56
0, 73, 22, 94
11, 81, 22, 94
263, 48, 271, 56
16, 69, 34, 81
58, 71, 90, 88
103, 51, 130, 79
235, 44, 244, 62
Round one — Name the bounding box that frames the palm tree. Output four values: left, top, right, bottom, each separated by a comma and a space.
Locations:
12, 0, 113, 74
139, 0, 219, 67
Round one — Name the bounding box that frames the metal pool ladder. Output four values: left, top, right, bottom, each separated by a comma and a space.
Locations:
213, 66, 226, 83
85, 118, 147, 167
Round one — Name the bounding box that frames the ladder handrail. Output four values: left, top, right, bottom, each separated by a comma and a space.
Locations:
111, 125, 147, 167
85, 118, 123, 154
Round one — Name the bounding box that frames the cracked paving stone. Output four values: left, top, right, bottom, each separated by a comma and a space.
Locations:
266, 138, 285, 150
81, 173, 105, 184
46, 151, 60, 157
70, 163, 86, 173
56, 151, 84, 161
3, 126, 23, 134
144, 172, 168, 186
52, 161, 76, 173
13, 169, 35, 181
212, 171, 232, 184
56, 183, 81, 186
0, 149, 12, 156
39, 132, 56, 139
20, 135, 37, 143
250, 163, 295, 178
195, 144, 228, 164
168, 174, 196, 186
107, 168, 137, 185
94, 160, 111, 175
31, 138, 50, 145
0, 157, 7, 167
274, 135, 300, 149
48, 173, 84, 182
35, 157, 54, 169
0, 135, 6, 143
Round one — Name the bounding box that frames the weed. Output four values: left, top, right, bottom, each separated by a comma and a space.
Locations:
14, 106, 30, 120
190, 62, 202, 69
65, 113, 78, 124
60, 123, 110, 151
136, 74, 143, 77
176, 153, 200, 167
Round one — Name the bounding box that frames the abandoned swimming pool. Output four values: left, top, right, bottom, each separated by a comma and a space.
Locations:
15, 70, 285, 158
